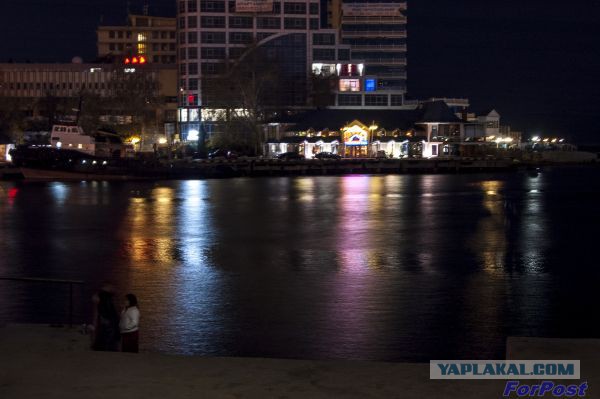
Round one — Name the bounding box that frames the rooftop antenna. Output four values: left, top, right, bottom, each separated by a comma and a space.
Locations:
143, 0, 149, 16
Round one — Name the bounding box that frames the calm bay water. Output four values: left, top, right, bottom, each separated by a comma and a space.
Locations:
1, 168, 599, 361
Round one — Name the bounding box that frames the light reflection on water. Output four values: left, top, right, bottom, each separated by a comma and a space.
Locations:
0, 170, 599, 361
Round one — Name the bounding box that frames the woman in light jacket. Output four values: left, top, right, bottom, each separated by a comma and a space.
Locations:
120, 293, 140, 353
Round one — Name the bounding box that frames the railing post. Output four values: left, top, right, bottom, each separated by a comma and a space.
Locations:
0, 276, 83, 327
69, 283, 73, 328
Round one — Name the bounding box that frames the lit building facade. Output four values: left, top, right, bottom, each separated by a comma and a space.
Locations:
177, 0, 357, 141
0, 62, 178, 147
264, 98, 531, 159
265, 101, 465, 158
97, 15, 177, 65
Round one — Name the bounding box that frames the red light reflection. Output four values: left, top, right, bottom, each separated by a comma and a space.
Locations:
7, 187, 18, 205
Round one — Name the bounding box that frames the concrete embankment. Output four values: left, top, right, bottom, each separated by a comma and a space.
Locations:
4, 157, 599, 181
0, 324, 597, 398
234, 158, 516, 177
164, 157, 598, 179
2, 158, 520, 181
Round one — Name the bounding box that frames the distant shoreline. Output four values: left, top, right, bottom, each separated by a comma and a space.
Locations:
2, 158, 598, 182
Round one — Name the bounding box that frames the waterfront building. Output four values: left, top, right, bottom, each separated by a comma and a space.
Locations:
265, 100, 465, 158
97, 14, 177, 65
263, 99, 529, 159
463, 109, 500, 141
0, 61, 178, 148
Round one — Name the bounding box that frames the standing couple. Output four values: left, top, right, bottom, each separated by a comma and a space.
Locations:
92, 285, 140, 353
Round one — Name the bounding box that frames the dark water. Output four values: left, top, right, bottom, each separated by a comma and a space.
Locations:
1, 168, 599, 361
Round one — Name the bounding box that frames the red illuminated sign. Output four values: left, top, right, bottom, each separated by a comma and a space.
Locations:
124, 56, 147, 65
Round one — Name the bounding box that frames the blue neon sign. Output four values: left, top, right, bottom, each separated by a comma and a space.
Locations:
365, 79, 376, 92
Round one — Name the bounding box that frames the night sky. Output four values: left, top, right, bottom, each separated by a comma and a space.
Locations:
1, 0, 599, 143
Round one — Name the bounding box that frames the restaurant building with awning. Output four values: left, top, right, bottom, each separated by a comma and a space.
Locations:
265, 100, 465, 158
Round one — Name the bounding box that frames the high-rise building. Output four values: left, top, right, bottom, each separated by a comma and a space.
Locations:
97, 15, 177, 65
336, 0, 407, 107
177, 0, 354, 140
177, 0, 412, 141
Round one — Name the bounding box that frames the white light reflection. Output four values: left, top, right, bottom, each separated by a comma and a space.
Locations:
520, 175, 547, 273
178, 180, 213, 267
50, 182, 69, 206
170, 180, 221, 354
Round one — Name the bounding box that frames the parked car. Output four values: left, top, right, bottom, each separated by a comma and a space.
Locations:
208, 149, 238, 160
315, 152, 341, 160
277, 152, 304, 161
375, 150, 389, 159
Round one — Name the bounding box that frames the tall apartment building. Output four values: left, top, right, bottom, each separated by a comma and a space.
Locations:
336, 0, 408, 106
97, 15, 177, 65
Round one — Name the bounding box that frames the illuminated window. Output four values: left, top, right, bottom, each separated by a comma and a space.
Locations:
137, 33, 147, 54
339, 79, 361, 92
179, 109, 188, 122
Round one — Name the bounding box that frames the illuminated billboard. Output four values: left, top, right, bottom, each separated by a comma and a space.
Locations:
339, 79, 361, 92
343, 125, 369, 146
236, 0, 273, 12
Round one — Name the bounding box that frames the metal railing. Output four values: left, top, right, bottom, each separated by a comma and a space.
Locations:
0, 276, 84, 328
